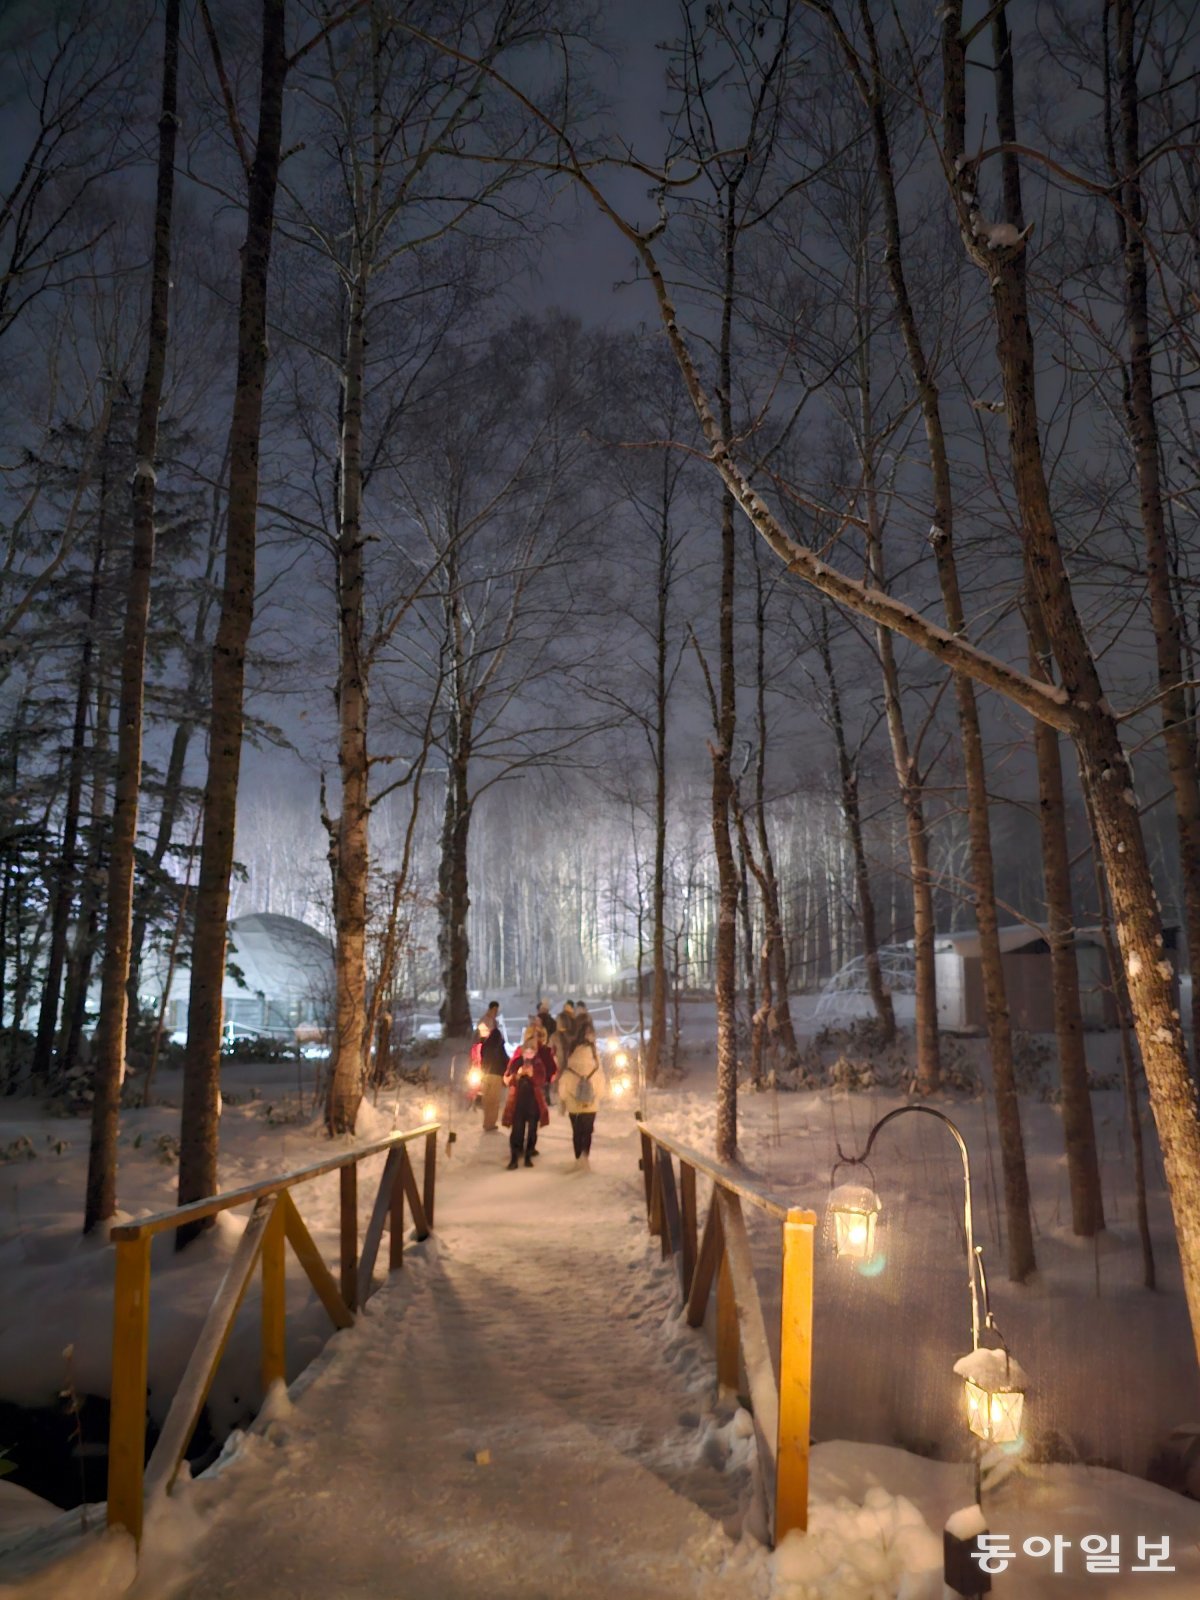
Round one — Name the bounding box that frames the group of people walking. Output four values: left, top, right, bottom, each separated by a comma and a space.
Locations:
473, 999, 607, 1169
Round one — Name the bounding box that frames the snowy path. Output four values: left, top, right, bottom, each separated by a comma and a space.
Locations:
162, 1116, 762, 1600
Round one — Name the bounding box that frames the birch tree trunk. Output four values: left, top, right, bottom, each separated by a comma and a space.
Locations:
815, 612, 895, 1042
1029, 619, 1105, 1236
326, 273, 370, 1134
178, 0, 287, 1221
86, 0, 180, 1232
33, 535, 104, 1083
712, 184, 740, 1163
1113, 0, 1200, 1062
841, 0, 1034, 1275
857, 386, 939, 1094
648, 466, 670, 1086
942, 0, 1200, 1350
750, 552, 798, 1065
984, 2, 1103, 1238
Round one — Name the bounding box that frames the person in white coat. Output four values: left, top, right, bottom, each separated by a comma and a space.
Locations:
558, 1021, 606, 1161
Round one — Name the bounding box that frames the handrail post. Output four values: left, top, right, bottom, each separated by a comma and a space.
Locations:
776, 1208, 816, 1541
423, 1129, 437, 1229
108, 1234, 151, 1542
261, 1192, 286, 1392
340, 1164, 358, 1313
715, 1244, 739, 1395
389, 1150, 406, 1270
680, 1160, 698, 1300
639, 1127, 655, 1220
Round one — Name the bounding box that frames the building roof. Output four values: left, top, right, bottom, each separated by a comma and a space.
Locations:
934, 924, 1105, 959
225, 913, 333, 999
139, 911, 333, 1005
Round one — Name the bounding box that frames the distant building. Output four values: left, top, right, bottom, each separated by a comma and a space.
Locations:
144, 912, 333, 1041
934, 924, 1181, 1033
611, 965, 675, 999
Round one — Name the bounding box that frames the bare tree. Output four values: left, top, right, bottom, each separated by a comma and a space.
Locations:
178, 0, 288, 1223
86, 0, 181, 1233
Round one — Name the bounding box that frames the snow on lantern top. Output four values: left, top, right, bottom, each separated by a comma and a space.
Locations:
826, 1182, 882, 1262
954, 1345, 1028, 1444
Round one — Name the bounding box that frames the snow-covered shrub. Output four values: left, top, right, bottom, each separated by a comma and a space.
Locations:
1011, 1031, 1054, 1097
828, 1053, 876, 1091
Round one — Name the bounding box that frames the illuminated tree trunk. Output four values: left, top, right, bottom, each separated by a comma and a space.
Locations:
1029, 619, 1104, 1236
178, 0, 286, 1222
86, 0, 180, 1231
326, 274, 370, 1134
814, 611, 895, 1043
1113, 0, 1200, 1063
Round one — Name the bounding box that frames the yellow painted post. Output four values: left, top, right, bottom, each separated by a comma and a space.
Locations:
340, 1164, 358, 1312
107, 1234, 151, 1542
261, 1195, 286, 1393
775, 1208, 816, 1541
715, 1244, 739, 1395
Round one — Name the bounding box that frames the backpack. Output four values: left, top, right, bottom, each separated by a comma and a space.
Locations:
574, 1045, 599, 1108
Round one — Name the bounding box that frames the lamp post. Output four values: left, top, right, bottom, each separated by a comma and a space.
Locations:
825, 1104, 1025, 1459
827, 1104, 980, 1349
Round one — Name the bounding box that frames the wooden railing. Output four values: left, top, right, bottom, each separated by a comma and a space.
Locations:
107, 1123, 439, 1543
637, 1120, 816, 1544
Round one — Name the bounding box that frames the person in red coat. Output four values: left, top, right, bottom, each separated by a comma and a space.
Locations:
502, 1023, 552, 1168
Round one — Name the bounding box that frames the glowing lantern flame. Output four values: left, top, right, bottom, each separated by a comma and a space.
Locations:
826, 1183, 882, 1263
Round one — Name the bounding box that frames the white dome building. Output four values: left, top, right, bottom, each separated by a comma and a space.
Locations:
142, 912, 333, 1041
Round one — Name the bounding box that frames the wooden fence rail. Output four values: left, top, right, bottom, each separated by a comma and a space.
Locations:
636, 1119, 816, 1545
107, 1123, 439, 1543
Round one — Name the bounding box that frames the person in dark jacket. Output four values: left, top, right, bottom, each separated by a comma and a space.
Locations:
479, 1006, 509, 1132
502, 1024, 551, 1167
537, 999, 557, 1100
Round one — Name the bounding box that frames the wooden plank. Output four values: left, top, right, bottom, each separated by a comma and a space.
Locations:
648, 1145, 664, 1240
340, 1164, 358, 1313
422, 1129, 437, 1230
775, 1209, 815, 1541
261, 1197, 286, 1394
685, 1194, 722, 1328
145, 1196, 275, 1501
715, 1244, 740, 1396
632, 1123, 792, 1220
639, 1127, 655, 1219
717, 1189, 779, 1468
389, 1148, 405, 1270
657, 1147, 682, 1260
400, 1148, 430, 1240
111, 1124, 440, 1241
281, 1190, 354, 1330
357, 1146, 403, 1307
107, 1235, 151, 1541
680, 1161, 698, 1300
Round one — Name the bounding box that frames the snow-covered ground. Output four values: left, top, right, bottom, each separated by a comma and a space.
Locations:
2, 1003, 1200, 1597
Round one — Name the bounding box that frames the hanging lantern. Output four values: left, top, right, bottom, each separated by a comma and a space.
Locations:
422, 1100, 438, 1123
826, 1182, 882, 1263
954, 1346, 1028, 1444
466, 1065, 483, 1090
